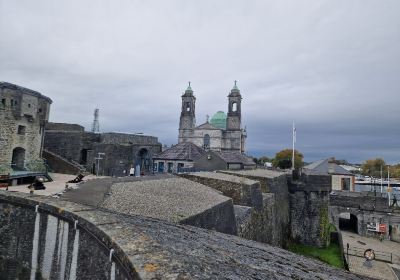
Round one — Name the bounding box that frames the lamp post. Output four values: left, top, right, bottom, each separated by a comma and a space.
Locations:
380, 165, 383, 195
387, 165, 391, 206
95, 152, 105, 176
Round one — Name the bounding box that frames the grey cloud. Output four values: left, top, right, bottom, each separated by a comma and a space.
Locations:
1, 0, 399, 163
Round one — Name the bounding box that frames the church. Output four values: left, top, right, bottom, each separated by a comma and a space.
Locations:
178, 81, 247, 152
153, 82, 254, 173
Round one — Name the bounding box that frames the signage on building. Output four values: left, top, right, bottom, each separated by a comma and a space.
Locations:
378, 224, 387, 233
366, 222, 387, 233
366, 222, 379, 232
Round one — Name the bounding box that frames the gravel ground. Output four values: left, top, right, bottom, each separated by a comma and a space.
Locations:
100, 177, 230, 222
189, 171, 258, 185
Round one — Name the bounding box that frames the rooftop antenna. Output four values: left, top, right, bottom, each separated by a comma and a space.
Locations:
92, 108, 100, 133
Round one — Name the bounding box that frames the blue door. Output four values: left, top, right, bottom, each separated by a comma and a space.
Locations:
158, 162, 164, 172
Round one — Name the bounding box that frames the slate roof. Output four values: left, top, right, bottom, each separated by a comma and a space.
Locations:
304, 158, 353, 175
153, 142, 206, 161
195, 122, 221, 130
217, 151, 256, 166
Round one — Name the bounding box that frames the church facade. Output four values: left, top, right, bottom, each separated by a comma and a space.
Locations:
178, 82, 247, 153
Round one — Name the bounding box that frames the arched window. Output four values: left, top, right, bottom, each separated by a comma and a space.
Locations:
232, 102, 237, 112
186, 102, 191, 112
203, 134, 210, 148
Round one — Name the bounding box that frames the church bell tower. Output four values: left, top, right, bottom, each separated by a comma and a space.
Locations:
226, 81, 242, 131
178, 82, 196, 143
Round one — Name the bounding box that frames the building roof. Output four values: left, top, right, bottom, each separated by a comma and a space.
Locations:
229, 80, 241, 97
210, 111, 227, 130
217, 151, 256, 166
196, 122, 220, 130
182, 82, 194, 97
304, 158, 353, 175
0, 81, 53, 103
153, 142, 206, 161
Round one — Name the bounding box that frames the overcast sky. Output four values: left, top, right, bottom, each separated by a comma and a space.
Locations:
1, 1, 399, 163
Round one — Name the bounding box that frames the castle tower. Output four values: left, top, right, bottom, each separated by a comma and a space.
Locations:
226, 81, 242, 131
178, 82, 196, 143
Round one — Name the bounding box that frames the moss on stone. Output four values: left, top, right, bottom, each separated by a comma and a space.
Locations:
319, 206, 330, 245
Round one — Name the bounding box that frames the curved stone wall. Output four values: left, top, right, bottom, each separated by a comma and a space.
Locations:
0, 190, 366, 280
0, 191, 136, 280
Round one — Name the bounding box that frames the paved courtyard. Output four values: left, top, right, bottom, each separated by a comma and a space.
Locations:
341, 230, 400, 280
6, 173, 105, 197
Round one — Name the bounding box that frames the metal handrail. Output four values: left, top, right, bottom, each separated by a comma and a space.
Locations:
346, 244, 400, 264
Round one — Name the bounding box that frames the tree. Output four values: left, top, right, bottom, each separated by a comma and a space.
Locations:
391, 164, 400, 179
258, 156, 271, 164
361, 158, 387, 178
272, 149, 303, 169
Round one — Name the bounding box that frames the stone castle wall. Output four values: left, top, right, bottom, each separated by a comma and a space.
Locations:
182, 171, 290, 247
288, 173, 331, 247
0, 190, 365, 279
45, 122, 84, 132
0, 83, 51, 166
44, 127, 162, 176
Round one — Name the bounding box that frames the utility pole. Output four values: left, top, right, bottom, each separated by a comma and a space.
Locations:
380, 165, 383, 195
292, 121, 296, 170
95, 152, 105, 176
388, 165, 391, 206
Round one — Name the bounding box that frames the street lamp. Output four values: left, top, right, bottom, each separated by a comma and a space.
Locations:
95, 152, 106, 176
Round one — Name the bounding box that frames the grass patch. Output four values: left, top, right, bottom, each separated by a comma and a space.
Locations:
288, 243, 344, 269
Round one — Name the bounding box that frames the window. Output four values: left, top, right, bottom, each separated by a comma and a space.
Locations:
341, 178, 351, 191
1, 99, 5, 106
38, 108, 42, 113
232, 102, 237, 112
17, 125, 26, 135
203, 134, 210, 148
28, 103, 31, 108
177, 163, 184, 172
186, 102, 191, 112
167, 162, 174, 173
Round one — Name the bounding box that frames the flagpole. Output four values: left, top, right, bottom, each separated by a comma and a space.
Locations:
292, 121, 295, 170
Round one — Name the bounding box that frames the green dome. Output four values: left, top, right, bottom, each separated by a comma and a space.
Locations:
210, 111, 227, 130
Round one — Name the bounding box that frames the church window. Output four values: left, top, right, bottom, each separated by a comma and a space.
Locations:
232, 102, 237, 112
203, 134, 210, 148
186, 102, 191, 112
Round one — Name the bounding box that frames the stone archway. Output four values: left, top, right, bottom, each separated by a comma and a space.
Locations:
339, 212, 358, 233
11, 147, 25, 170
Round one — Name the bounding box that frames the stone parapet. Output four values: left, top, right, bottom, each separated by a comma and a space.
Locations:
180, 172, 262, 209
0, 190, 367, 279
